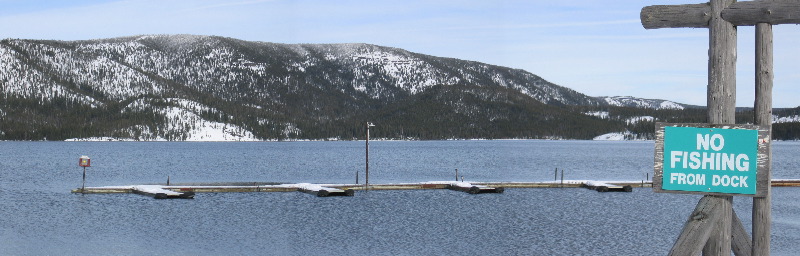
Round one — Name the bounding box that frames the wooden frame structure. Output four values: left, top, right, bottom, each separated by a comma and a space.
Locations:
640, 0, 800, 255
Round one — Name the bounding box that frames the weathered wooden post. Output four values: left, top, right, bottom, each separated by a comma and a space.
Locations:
642, 0, 800, 255
752, 14, 773, 256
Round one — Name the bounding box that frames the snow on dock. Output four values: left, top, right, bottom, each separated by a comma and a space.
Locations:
294, 183, 354, 197
72, 180, 648, 197
132, 185, 195, 199
436, 181, 505, 194
69, 179, 800, 199
582, 181, 633, 192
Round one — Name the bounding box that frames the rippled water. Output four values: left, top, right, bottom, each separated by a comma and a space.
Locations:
0, 140, 798, 255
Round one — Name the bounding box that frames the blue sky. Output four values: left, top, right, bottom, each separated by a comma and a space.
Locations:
1, 0, 798, 107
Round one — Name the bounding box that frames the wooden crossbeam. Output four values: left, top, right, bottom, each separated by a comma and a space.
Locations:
641, 1, 800, 29
723, 1, 800, 26
641, 4, 711, 29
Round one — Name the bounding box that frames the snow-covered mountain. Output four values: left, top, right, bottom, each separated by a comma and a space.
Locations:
0, 35, 611, 140
1, 35, 598, 105
1, 35, 797, 141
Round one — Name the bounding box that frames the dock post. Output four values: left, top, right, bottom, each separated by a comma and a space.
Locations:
456, 169, 459, 181
560, 169, 564, 188
167, 176, 170, 185
554, 168, 557, 181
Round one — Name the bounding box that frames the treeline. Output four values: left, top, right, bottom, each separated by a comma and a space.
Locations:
2, 89, 799, 141
3, 89, 800, 141
0, 95, 160, 140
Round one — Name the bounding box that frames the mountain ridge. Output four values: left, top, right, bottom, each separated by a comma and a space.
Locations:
1, 35, 798, 141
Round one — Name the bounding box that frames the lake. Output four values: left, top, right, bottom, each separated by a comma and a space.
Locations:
0, 140, 798, 255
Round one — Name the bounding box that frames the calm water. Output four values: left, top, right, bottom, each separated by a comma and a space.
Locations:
0, 140, 798, 255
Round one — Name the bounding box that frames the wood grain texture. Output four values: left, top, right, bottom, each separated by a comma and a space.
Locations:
668, 195, 725, 256
723, 1, 800, 26
641, 3, 711, 29
752, 19, 774, 256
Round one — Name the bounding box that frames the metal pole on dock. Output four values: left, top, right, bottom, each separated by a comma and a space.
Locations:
456, 169, 459, 181
365, 122, 375, 191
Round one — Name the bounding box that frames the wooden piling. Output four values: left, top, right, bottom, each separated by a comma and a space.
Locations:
703, 1, 737, 254
752, 16, 774, 256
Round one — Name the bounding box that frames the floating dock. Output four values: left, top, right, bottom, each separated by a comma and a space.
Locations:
71, 180, 647, 197
445, 182, 504, 194
132, 185, 195, 199
296, 183, 355, 197
582, 181, 633, 192
71, 179, 800, 198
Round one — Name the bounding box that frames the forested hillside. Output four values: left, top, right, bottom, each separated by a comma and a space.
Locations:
1, 35, 798, 141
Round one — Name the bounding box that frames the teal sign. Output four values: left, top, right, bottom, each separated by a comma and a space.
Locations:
662, 126, 758, 195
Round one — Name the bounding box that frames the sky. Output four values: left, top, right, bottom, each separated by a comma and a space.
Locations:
1, 0, 798, 107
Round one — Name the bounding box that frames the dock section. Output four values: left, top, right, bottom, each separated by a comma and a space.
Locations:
772, 179, 800, 187
132, 185, 195, 199
582, 181, 633, 192
442, 181, 504, 194
295, 183, 355, 197
72, 179, 800, 198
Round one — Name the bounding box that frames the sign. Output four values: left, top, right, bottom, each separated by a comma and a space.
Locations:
79, 156, 91, 167
654, 123, 770, 197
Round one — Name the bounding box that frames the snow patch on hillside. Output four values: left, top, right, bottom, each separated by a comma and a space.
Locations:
160, 106, 257, 141
584, 111, 609, 119
626, 116, 655, 125
593, 131, 649, 141
600, 96, 684, 110
774, 115, 800, 123
593, 132, 630, 141
120, 98, 257, 141
659, 101, 683, 110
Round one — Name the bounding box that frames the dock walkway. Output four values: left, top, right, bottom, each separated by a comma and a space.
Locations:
71, 179, 800, 198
